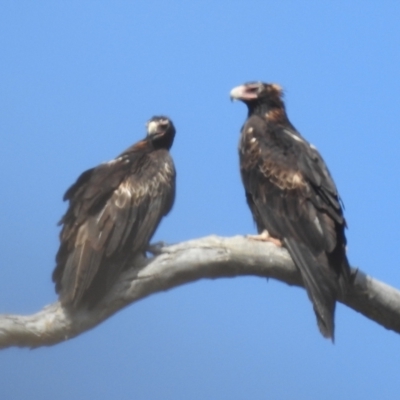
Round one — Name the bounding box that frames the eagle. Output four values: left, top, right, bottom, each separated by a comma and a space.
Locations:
230, 82, 351, 339
52, 116, 176, 308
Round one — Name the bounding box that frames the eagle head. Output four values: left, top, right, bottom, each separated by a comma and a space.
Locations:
146, 116, 176, 149
230, 82, 284, 110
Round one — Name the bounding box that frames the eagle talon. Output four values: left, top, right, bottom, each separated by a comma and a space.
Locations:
246, 231, 282, 247
146, 241, 167, 255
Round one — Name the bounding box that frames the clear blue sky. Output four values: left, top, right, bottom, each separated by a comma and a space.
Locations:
1, 2, 400, 399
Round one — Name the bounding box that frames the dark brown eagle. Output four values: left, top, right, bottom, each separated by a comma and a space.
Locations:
230, 82, 350, 339
52, 116, 176, 308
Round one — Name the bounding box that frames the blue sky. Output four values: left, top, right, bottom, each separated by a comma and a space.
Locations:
1, 2, 400, 399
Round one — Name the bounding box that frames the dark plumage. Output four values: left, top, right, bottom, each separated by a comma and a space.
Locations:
52, 116, 176, 308
230, 82, 350, 339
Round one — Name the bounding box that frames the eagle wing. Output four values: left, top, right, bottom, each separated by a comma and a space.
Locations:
240, 116, 349, 338
53, 144, 175, 307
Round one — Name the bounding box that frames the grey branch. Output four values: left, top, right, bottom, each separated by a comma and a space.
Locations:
0, 235, 399, 349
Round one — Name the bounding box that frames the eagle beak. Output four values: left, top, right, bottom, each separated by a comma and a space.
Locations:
147, 121, 159, 135
230, 85, 245, 101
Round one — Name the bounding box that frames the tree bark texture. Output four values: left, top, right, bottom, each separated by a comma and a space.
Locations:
0, 235, 399, 349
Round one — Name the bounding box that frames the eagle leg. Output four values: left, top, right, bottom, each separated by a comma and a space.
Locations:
146, 241, 167, 256
246, 230, 282, 247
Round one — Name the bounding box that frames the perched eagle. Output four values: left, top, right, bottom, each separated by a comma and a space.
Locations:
52, 116, 176, 308
230, 82, 350, 339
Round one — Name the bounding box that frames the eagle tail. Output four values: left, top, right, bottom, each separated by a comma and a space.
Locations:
284, 238, 338, 340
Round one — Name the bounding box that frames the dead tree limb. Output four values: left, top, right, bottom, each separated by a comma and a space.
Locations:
0, 235, 399, 349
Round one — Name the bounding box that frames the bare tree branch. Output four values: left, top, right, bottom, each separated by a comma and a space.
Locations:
0, 235, 399, 349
